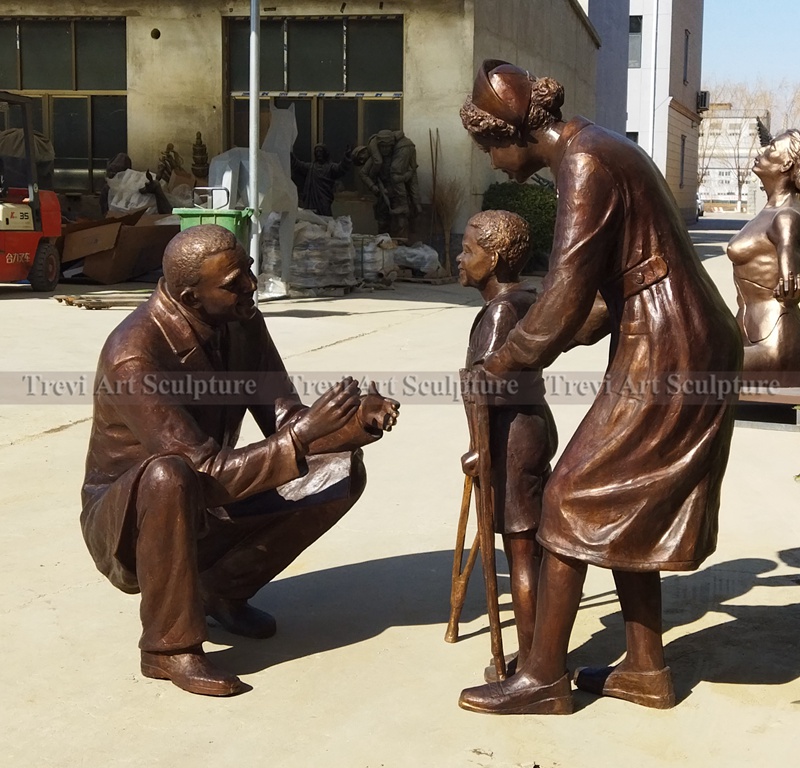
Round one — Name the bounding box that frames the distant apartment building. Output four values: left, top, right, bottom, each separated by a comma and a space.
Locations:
626, 0, 704, 221
698, 103, 770, 212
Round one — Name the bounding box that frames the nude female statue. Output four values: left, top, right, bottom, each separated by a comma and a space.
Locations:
726, 129, 800, 376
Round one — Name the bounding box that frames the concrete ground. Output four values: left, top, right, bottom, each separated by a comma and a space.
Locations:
1, 213, 798, 768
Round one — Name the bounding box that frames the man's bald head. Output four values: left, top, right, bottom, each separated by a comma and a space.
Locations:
162, 224, 240, 294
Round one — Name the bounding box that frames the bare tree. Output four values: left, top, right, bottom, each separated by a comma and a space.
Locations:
753, 78, 800, 132
699, 79, 771, 211
697, 116, 720, 188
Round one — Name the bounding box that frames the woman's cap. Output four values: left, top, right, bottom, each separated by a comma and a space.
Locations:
471, 59, 532, 128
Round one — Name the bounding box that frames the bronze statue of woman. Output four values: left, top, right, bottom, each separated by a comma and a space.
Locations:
456, 59, 742, 715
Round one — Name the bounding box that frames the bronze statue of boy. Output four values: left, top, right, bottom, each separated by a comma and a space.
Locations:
456, 210, 558, 679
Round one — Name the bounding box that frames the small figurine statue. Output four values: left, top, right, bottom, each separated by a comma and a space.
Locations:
157, 142, 184, 183
80, 224, 400, 697
191, 131, 209, 180
726, 128, 800, 379
454, 209, 557, 681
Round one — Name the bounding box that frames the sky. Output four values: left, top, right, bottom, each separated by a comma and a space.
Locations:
702, 0, 800, 85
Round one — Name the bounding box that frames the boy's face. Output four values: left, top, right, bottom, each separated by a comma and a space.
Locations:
457, 224, 495, 289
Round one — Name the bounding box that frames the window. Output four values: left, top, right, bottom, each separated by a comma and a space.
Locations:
0, 18, 127, 192
626, 131, 639, 144
628, 16, 643, 68
679, 134, 686, 188
683, 29, 690, 84
227, 15, 403, 191
227, 16, 403, 94
288, 19, 344, 91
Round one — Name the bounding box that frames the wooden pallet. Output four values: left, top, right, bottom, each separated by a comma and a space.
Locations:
53, 290, 153, 310
396, 275, 458, 286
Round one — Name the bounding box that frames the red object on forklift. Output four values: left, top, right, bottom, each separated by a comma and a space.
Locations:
0, 90, 63, 291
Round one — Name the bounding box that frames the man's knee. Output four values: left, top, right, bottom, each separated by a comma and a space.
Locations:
139, 455, 202, 504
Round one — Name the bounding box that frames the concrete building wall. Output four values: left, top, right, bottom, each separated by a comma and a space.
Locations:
663, 106, 698, 212
666, 0, 702, 102
399, 1, 476, 230
126, 9, 224, 171
588, 0, 630, 134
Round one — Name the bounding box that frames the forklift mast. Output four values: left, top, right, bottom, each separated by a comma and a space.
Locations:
0, 91, 41, 227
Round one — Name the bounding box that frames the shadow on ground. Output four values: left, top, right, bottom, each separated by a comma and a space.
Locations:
569, 549, 800, 706
207, 546, 800, 706
209, 549, 487, 674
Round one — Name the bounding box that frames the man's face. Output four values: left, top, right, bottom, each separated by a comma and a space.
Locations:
377, 140, 394, 157
457, 225, 495, 289
184, 246, 258, 325
314, 146, 326, 163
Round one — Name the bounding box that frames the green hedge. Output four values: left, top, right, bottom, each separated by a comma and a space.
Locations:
482, 182, 557, 272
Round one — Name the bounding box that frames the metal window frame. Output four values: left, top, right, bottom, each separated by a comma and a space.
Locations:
224, 15, 403, 150
1, 17, 127, 192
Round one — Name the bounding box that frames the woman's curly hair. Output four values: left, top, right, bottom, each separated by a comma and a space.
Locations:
460, 76, 565, 141
459, 97, 519, 141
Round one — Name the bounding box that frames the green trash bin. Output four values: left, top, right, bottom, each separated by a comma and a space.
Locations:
172, 207, 254, 247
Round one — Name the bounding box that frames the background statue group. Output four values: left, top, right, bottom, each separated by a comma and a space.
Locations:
290, 129, 421, 240
82, 59, 782, 716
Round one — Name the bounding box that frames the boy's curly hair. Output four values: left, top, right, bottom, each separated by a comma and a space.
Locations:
469, 210, 531, 278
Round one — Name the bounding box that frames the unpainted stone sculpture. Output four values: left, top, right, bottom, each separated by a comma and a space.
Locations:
80, 223, 400, 696
353, 129, 422, 240
726, 128, 800, 379
456, 59, 742, 715
453, 209, 558, 679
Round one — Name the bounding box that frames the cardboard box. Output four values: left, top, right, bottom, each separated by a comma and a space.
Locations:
60, 210, 145, 265
61, 211, 179, 284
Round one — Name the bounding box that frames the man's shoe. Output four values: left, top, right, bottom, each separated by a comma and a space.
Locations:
141, 648, 245, 696
205, 596, 277, 639
459, 673, 574, 715
573, 665, 676, 709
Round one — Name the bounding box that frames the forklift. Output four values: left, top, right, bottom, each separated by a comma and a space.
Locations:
0, 91, 61, 291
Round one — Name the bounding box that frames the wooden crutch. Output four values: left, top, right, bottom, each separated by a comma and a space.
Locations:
445, 369, 506, 681
444, 474, 480, 643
